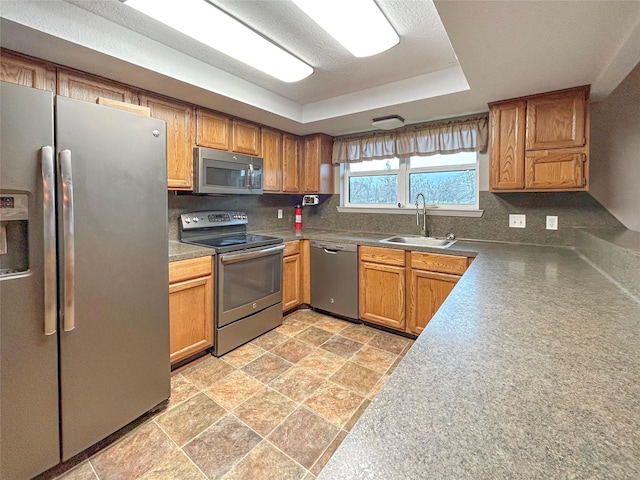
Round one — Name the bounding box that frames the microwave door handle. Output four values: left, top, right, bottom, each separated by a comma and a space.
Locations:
248, 163, 254, 190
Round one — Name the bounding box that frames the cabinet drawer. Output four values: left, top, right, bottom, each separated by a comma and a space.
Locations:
169, 256, 212, 283
283, 240, 300, 257
360, 246, 406, 266
410, 252, 467, 275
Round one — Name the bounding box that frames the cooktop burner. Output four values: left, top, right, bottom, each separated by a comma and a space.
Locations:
179, 211, 282, 253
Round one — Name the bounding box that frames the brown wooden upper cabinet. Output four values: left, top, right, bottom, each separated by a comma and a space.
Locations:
0, 49, 55, 92
139, 93, 195, 190
232, 119, 261, 156
302, 133, 334, 194
282, 133, 301, 193
489, 85, 589, 192
261, 127, 283, 192
196, 109, 231, 150
57, 68, 137, 104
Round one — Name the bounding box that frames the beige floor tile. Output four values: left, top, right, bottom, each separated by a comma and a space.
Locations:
91, 422, 178, 480
276, 319, 310, 336
367, 331, 411, 355
250, 329, 290, 350
368, 373, 391, 400
183, 414, 261, 479
339, 324, 379, 344
351, 344, 398, 374
304, 383, 364, 428
304, 473, 317, 480
289, 310, 320, 326
294, 326, 334, 347
205, 370, 264, 410
233, 387, 297, 436
296, 350, 346, 379
137, 449, 206, 480
56, 462, 97, 480
221, 441, 306, 480
330, 361, 382, 397
167, 374, 201, 410
344, 399, 371, 431
267, 407, 339, 469
310, 429, 348, 476
269, 366, 325, 403
314, 317, 350, 334
155, 393, 226, 446
181, 356, 235, 390
241, 352, 292, 383
221, 343, 266, 368
272, 338, 315, 364
319, 335, 364, 359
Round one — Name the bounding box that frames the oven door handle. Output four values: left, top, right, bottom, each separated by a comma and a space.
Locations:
219, 244, 284, 264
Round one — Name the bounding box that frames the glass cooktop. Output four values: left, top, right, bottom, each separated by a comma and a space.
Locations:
184, 233, 282, 253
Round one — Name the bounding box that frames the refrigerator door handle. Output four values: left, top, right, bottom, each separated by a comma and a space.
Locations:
41, 146, 57, 335
59, 149, 75, 332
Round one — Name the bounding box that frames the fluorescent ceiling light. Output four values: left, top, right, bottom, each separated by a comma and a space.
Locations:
291, 0, 399, 57
124, 0, 313, 83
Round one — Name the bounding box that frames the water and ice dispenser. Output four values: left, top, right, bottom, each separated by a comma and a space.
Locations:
0, 193, 29, 276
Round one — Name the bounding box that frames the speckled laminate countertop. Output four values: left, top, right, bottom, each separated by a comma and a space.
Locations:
169, 229, 640, 478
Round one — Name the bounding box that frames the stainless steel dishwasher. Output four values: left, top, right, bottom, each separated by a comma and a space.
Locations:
310, 241, 359, 320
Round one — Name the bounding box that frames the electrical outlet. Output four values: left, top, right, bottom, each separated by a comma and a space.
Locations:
546, 215, 558, 230
277, 209, 283, 219
509, 214, 526, 228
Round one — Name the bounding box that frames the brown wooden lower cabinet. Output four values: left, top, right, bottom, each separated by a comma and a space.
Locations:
358, 246, 407, 331
282, 240, 310, 312
407, 270, 460, 335
168, 256, 213, 364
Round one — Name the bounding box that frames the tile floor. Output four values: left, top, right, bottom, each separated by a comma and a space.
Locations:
53, 309, 413, 480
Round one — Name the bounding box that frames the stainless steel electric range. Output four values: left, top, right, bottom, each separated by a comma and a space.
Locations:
180, 211, 284, 356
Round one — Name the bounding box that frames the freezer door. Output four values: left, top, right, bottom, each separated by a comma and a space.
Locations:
56, 96, 170, 460
0, 82, 60, 479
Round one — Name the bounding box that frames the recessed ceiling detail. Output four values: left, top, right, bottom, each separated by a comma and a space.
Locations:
1, 0, 639, 136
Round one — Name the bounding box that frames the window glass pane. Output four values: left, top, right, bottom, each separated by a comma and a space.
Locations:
409, 170, 476, 205
348, 158, 399, 173
410, 152, 477, 169
349, 175, 398, 204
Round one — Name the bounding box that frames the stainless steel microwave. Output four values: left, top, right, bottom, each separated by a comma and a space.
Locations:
193, 147, 263, 194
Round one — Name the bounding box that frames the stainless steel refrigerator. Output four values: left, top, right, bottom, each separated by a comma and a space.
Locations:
0, 81, 170, 480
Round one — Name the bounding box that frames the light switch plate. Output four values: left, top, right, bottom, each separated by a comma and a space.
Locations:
509, 214, 526, 228
546, 215, 558, 230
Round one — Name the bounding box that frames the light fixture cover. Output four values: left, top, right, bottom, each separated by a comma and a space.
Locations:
372, 115, 405, 130
291, 0, 399, 57
124, 0, 313, 83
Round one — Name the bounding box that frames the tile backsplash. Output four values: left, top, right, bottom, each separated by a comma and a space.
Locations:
169, 191, 623, 246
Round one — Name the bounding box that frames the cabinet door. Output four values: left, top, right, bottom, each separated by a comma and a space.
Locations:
302, 133, 333, 193
408, 270, 459, 335
196, 109, 230, 150
489, 100, 526, 190
57, 68, 136, 104
139, 93, 195, 190
526, 87, 587, 150
0, 49, 55, 91
525, 150, 586, 190
359, 261, 406, 330
232, 119, 261, 156
261, 127, 282, 191
282, 133, 300, 193
169, 257, 213, 364
282, 253, 302, 312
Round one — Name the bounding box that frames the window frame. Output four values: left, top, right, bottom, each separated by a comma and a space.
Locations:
342, 152, 480, 212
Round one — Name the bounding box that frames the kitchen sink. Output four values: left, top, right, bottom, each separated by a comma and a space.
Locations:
380, 235, 457, 249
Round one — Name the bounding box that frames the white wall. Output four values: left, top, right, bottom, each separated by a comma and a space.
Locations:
590, 62, 640, 232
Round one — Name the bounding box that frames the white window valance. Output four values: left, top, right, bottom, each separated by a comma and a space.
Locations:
332, 114, 488, 164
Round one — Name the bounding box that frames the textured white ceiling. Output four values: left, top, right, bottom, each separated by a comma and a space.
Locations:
1, 0, 639, 136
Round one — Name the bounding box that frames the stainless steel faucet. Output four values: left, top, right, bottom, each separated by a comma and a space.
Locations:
415, 193, 428, 236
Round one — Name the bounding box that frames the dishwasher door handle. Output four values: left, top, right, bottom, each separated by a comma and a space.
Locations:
323, 248, 339, 254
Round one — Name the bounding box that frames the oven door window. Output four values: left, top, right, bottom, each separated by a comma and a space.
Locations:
218, 247, 282, 327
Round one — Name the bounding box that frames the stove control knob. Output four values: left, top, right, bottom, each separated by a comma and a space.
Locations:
184, 218, 191, 224
192, 217, 199, 223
